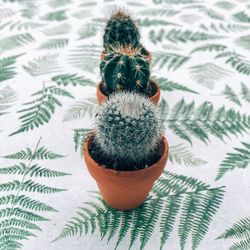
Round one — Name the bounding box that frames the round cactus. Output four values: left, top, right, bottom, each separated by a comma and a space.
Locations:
94, 92, 163, 169
103, 9, 140, 49
100, 45, 150, 94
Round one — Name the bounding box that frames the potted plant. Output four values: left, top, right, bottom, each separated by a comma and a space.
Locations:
97, 44, 160, 104
84, 91, 169, 211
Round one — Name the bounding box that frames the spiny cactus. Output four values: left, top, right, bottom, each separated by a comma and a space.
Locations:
100, 45, 150, 94
103, 9, 140, 49
94, 92, 163, 169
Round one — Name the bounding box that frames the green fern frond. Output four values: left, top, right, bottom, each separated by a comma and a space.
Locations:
55, 171, 224, 249
51, 73, 95, 87
42, 23, 72, 36
0, 180, 66, 193
152, 51, 189, 71
215, 142, 250, 180
22, 54, 61, 76
41, 10, 67, 21
191, 188, 225, 249
241, 82, 250, 103
153, 76, 198, 93
235, 35, 250, 51
158, 98, 169, 122
0, 208, 49, 221
217, 217, 250, 250
215, 51, 250, 75
138, 8, 179, 17
63, 98, 97, 121
78, 23, 100, 39
0, 86, 16, 116
0, 163, 69, 177
3, 146, 64, 160
190, 43, 227, 54
169, 144, 207, 167
9, 21, 45, 31
0, 33, 35, 54
199, 23, 250, 33
137, 18, 179, 27
0, 227, 35, 238
150, 28, 225, 44
39, 38, 68, 50
0, 194, 57, 212
233, 11, 250, 23
68, 45, 100, 73
73, 128, 92, 155
0, 54, 23, 83
160, 195, 181, 250
222, 85, 241, 106
167, 99, 250, 144
0, 218, 42, 231
189, 63, 232, 89
215, 1, 235, 10
10, 86, 73, 136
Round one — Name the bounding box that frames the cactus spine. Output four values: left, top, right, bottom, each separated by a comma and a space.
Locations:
103, 10, 140, 49
94, 92, 163, 169
100, 45, 150, 94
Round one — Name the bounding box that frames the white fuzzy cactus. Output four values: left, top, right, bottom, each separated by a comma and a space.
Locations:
94, 92, 163, 167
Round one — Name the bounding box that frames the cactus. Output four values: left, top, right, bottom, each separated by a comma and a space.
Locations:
94, 92, 163, 169
100, 45, 150, 94
103, 9, 140, 49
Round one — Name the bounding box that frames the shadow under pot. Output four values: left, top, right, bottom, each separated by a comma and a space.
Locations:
96, 79, 161, 104
83, 132, 169, 211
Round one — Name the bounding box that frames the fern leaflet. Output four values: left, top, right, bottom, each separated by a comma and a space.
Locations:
241, 82, 250, 103
0, 86, 16, 116
222, 85, 241, 106
39, 38, 68, 50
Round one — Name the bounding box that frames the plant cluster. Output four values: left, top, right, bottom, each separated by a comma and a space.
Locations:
91, 10, 163, 170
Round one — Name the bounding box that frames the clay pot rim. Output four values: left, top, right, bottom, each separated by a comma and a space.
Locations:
97, 79, 160, 99
84, 131, 169, 177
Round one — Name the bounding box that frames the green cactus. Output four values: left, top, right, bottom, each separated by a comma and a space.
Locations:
103, 10, 140, 49
100, 45, 150, 94
93, 92, 163, 170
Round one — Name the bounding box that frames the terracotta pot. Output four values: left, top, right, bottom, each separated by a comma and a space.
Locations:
83, 132, 169, 211
96, 80, 161, 104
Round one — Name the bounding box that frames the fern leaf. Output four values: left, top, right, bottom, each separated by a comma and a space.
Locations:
158, 98, 169, 122
233, 11, 250, 23
189, 63, 231, 89
0, 227, 35, 237
199, 23, 250, 33
217, 216, 250, 250
22, 54, 61, 76
150, 28, 225, 44
241, 82, 250, 103
235, 34, 250, 51
3, 146, 64, 160
222, 85, 241, 106
0, 86, 16, 115
0, 194, 57, 212
0, 54, 23, 83
169, 144, 207, 167
154, 76, 198, 93
39, 38, 68, 50
63, 98, 97, 121
160, 196, 181, 250
167, 99, 250, 144
0, 179, 66, 193
190, 43, 227, 54
215, 142, 250, 180
137, 18, 178, 27
0, 163, 69, 177
41, 10, 67, 21
10, 86, 73, 136
0, 33, 35, 54
78, 23, 100, 39
42, 23, 72, 36
191, 188, 225, 249
9, 21, 45, 31
0, 208, 49, 221
52, 73, 95, 87
215, 51, 250, 76
73, 128, 92, 154
138, 8, 179, 17
153, 51, 189, 71
0, 218, 41, 231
